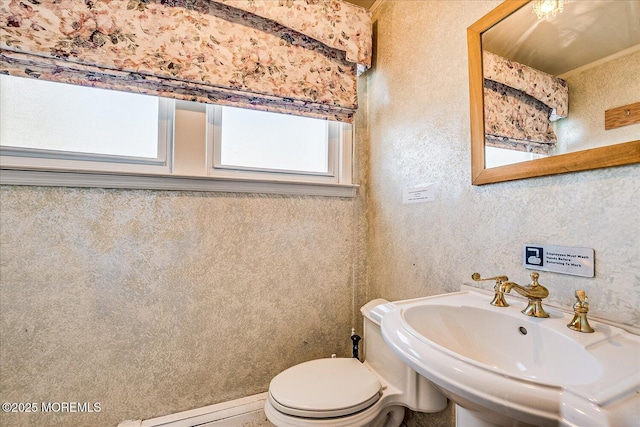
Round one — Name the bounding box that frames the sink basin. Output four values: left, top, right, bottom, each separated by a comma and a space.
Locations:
379, 289, 640, 427
402, 304, 603, 386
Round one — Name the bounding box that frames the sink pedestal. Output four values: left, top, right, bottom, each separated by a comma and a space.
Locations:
456, 405, 538, 427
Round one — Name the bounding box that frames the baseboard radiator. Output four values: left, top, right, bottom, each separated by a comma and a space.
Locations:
118, 392, 271, 427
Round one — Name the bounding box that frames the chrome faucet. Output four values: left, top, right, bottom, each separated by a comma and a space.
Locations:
500, 272, 549, 318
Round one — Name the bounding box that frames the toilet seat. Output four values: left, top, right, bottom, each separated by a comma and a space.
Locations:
268, 358, 382, 418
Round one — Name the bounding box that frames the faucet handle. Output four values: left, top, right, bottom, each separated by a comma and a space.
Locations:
527, 271, 549, 299
471, 273, 509, 307
471, 273, 509, 284
568, 290, 594, 333
530, 271, 540, 285
572, 290, 590, 313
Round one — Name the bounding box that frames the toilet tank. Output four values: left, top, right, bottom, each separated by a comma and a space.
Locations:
361, 299, 447, 413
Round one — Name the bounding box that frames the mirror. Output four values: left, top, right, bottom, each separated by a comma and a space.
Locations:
468, 0, 640, 185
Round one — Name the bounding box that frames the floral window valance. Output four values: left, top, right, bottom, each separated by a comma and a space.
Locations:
483, 51, 569, 154
1, 0, 372, 123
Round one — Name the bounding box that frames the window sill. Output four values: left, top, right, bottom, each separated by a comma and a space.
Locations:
0, 169, 358, 198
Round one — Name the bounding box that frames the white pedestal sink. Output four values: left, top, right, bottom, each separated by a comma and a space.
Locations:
379, 289, 640, 427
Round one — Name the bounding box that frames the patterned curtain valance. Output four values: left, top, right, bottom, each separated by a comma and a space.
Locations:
483, 51, 569, 154
0, 0, 372, 123
211, 0, 372, 69
483, 51, 568, 120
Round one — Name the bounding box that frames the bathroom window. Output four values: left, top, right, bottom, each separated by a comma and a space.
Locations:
0, 75, 354, 196
0, 74, 172, 174
207, 105, 348, 185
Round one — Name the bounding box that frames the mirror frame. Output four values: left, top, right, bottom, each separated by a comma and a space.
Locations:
468, 0, 640, 185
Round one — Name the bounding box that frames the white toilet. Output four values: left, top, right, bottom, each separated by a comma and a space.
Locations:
264, 299, 447, 427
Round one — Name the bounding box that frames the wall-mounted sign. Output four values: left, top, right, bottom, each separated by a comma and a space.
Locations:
402, 183, 437, 204
523, 244, 594, 277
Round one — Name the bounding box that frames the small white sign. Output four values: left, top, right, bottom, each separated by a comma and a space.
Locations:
523, 244, 594, 277
403, 184, 437, 204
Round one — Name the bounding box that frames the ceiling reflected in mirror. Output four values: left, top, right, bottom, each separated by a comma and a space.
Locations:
343, 0, 377, 9
482, 0, 640, 76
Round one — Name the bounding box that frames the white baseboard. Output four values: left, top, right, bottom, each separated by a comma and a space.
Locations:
118, 392, 271, 427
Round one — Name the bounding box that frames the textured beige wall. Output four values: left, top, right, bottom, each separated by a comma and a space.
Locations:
554, 49, 640, 153
367, 0, 639, 325
365, 1, 640, 354
0, 188, 365, 426
365, 1, 639, 424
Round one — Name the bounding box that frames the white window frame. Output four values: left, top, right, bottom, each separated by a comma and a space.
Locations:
0, 98, 175, 175
206, 105, 352, 186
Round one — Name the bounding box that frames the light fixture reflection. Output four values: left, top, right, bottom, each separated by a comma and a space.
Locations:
532, 0, 566, 20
